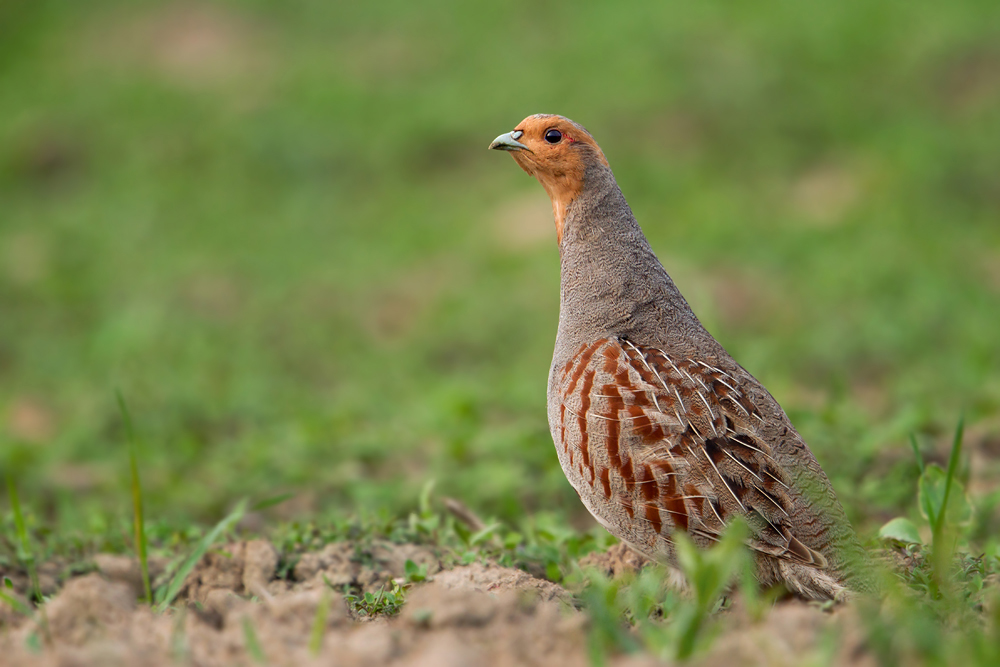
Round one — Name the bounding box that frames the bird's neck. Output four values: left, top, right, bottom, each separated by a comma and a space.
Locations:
552, 164, 708, 363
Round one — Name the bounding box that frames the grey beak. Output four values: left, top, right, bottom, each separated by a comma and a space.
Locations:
489, 130, 529, 152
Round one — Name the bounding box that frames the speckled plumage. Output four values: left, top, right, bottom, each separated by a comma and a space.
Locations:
490, 114, 870, 600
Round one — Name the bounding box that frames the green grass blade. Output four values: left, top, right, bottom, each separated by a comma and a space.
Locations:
241, 616, 267, 664
928, 416, 965, 599
116, 390, 152, 605
309, 587, 330, 655
0, 587, 34, 616
156, 499, 247, 612
909, 433, 925, 476
169, 607, 189, 662
937, 416, 965, 536
251, 493, 295, 512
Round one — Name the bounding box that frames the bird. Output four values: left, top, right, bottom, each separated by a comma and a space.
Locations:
489, 114, 870, 600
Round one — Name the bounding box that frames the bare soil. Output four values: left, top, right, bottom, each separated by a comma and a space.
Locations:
0, 540, 874, 666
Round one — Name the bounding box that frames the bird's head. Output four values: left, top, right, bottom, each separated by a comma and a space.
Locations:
489, 114, 609, 243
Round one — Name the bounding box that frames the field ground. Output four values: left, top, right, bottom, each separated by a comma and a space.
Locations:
0, 538, 883, 667
2, 0, 1000, 664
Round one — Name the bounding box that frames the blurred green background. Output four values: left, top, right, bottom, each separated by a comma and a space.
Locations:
1, 0, 998, 542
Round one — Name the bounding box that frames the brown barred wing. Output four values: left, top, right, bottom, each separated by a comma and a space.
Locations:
556, 337, 828, 569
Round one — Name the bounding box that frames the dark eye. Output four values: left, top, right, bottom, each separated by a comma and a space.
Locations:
544, 129, 562, 144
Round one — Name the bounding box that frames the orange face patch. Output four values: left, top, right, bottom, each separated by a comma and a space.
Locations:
503, 115, 608, 244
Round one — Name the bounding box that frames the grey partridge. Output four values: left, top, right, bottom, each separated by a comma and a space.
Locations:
489, 114, 869, 600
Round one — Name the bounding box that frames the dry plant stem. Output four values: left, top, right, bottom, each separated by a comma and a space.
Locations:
443, 497, 486, 532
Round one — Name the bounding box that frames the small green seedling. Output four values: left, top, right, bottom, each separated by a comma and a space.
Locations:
404, 558, 429, 583
879, 418, 970, 598
579, 569, 641, 666
669, 519, 751, 660
344, 581, 406, 617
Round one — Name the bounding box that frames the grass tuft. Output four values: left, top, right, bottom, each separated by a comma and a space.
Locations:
5, 474, 40, 604
4, 474, 50, 642
579, 519, 752, 665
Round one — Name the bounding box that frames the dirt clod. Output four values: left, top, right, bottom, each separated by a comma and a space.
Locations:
432, 561, 571, 603
291, 539, 440, 592
94, 553, 168, 598
579, 541, 651, 579
242, 539, 279, 596
43, 574, 136, 646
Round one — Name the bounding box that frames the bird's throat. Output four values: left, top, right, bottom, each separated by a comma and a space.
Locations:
536, 171, 583, 246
